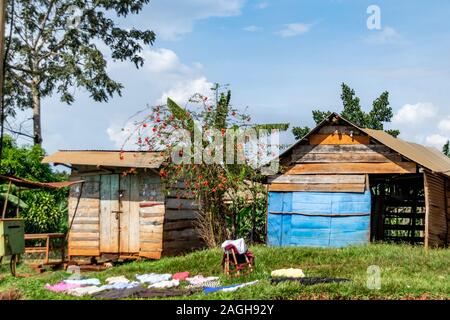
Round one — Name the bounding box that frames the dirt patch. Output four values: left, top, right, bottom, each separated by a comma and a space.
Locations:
0, 289, 22, 300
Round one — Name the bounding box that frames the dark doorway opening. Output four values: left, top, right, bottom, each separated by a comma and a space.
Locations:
369, 174, 425, 245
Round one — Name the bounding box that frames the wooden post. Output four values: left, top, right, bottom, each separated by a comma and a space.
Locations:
45, 235, 50, 264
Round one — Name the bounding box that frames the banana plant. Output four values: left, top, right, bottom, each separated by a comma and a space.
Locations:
0, 184, 28, 209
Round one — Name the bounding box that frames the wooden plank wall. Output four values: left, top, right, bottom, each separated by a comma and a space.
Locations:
273, 124, 417, 193
68, 175, 101, 257
424, 171, 448, 248
138, 173, 165, 259
163, 183, 204, 256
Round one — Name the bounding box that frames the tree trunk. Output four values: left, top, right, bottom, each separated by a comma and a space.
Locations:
31, 79, 42, 145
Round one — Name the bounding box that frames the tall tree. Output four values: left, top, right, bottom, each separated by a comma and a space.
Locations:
4, 0, 155, 145
443, 140, 450, 157
292, 83, 400, 140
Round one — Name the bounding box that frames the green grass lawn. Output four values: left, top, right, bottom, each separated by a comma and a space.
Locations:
0, 244, 449, 300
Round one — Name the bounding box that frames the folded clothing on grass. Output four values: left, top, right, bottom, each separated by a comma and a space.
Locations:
270, 277, 351, 286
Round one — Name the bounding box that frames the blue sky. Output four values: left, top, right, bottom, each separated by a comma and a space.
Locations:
13, 0, 450, 153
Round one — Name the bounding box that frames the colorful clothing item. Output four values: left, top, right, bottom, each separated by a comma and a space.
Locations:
68, 286, 105, 297
204, 280, 259, 294
186, 275, 220, 286
44, 282, 82, 293
172, 272, 190, 281
99, 281, 141, 291
136, 273, 172, 284
148, 279, 180, 289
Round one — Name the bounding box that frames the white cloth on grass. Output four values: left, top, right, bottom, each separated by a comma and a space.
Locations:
136, 273, 172, 284
67, 286, 104, 296
105, 276, 130, 284
148, 279, 180, 289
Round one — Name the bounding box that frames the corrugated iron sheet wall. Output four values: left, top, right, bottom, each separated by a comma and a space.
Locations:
424, 171, 448, 248
267, 191, 371, 247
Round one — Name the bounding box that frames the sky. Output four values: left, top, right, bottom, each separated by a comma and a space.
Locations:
11, 0, 450, 153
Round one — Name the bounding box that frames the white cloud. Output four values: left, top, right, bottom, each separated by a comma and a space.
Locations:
364, 26, 404, 45
425, 134, 449, 149
107, 122, 137, 149
276, 23, 312, 38
438, 117, 450, 134
143, 0, 246, 41
244, 25, 262, 32
392, 102, 438, 124
256, 2, 269, 9
157, 76, 213, 105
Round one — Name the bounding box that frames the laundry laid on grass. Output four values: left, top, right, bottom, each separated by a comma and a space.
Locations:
105, 276, 130, 284
172, 271, 189, 281
136, 273, 172, 284
186, 275, 220, 287
44, 282, 82, 293
68, 285, 105, 297
203, 280, 259, 294
270, 277, 351, 286
148, 279, 180, 289
271, 268, 305, 278
44, 272, 222, 298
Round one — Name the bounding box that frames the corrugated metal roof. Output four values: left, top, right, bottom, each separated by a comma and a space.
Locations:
42, 150, 165, 169
360, 128, 450, 177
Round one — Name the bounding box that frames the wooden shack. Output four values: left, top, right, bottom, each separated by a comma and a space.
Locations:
42, 151, 204, 260
268, 113, 450, 248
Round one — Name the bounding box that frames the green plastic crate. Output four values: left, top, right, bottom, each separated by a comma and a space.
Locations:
0, 219, 25, 257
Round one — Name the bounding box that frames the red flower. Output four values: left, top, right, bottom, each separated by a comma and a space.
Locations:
231, 111, 236, 116
156, 118, 161, 123
203, 181, 209, 186
152, 127, 157, 132
178, 150, 184, 157
212, 188, 216, 193
142, 123, 147, 128
221, 128, 226, 136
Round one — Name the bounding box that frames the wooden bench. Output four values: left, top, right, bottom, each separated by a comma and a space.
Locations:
25, 233, 65, 265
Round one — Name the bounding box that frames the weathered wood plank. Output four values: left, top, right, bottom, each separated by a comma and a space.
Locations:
318, 126, 362, 135
140, 242, 163, 251
164, 220, 195, 231
69, 240, 99, 247
100, 174, 119, 253
165, 198, 199, 210
162, 240, 204, 250
69, 248, 100, 256
140, 224, 164, 233
163, 229, 200, 241
268, 183, 365, 193
286, 162, 417, 174
294, 144, 392, 154
268, 174, 365, 184
68, 233, 99, 239
139, 251, 161, 259
309, 134, 370, 145
139, 204, 165, 214
292, 152, 402, 163
165, 209, 199, 221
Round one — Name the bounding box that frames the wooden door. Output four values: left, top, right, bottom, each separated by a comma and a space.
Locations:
118, 174, 140, 253
100, 174, 120, 252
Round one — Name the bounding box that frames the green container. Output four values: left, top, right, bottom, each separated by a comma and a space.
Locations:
0, 219, 25, 257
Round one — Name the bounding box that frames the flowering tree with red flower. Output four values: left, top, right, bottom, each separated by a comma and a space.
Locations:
122, 84, 288, 246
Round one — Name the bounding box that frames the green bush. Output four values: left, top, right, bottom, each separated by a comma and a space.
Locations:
0, 135, 68, 233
